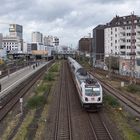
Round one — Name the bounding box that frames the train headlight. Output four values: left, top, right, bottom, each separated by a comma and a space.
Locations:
85, 97, 88, 101
98, 97, 101, 101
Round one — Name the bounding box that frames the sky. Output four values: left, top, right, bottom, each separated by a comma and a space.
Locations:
0, 0, 140, 48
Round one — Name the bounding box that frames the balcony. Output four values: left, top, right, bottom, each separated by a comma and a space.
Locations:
120, 39, 126, 45
120, 31, 125, 35
136, 36, 140, 40
119, 27, 125, 33
120, 35, 126, 39
136, 42, 140, 47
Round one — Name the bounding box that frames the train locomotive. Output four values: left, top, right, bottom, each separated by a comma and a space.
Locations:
68, 57, 103, 110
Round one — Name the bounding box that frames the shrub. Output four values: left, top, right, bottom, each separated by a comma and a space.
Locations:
104, 95, 119, 108
27, 95, 46, 109
126, 84, 140, 93
44, 72, 54, 81
35, 84, 48, 94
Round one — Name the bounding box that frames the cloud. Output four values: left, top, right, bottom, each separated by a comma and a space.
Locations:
0, 0, 140, 47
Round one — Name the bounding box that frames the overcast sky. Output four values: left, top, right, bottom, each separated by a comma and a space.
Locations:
0, 0, 140, 48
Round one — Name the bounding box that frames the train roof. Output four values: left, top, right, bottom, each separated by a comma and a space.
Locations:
68, 57, 100, 87
68, 57, 85, 73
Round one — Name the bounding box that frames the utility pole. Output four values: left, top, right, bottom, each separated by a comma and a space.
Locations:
108, 54, 111, 79
130, 12, 136, 84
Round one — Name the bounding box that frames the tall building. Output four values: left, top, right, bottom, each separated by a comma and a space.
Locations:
104, 14, 140, 75
79, 37, 92, 55
44, 35, 53, 46
9, 24, 23, 51
32, 32, 43, 43
92, 25, 106, 65
9, 24, 23, 39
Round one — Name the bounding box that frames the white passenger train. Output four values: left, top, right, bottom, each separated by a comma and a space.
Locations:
68, 57, 103, 110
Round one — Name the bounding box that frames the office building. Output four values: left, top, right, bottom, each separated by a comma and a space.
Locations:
32, 32, 43, 43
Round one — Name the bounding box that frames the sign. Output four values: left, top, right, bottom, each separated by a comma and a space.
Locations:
20, 98, 23, 103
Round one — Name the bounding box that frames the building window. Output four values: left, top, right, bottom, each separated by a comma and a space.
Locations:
120, 45, 125, 49
121, 51, 126, 55
115, 28, 117, 31
127, 39, 131, 42
115, 40, 117, 43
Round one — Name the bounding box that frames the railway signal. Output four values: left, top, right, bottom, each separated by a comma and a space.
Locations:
19, 98, 23, 115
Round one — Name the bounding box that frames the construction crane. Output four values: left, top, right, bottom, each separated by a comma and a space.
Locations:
130, 13, 136, 84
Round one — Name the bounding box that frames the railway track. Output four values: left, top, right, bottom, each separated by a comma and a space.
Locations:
45, 60, 117, 140
54, 61, 72, 140
65, 62, 73, 140
94, 68, 140, 84
88, 113, 113, 140
0, 61, 54, 122
90, 71, 140, 115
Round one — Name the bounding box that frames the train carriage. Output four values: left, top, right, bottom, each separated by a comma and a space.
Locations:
68, 57, 103, 111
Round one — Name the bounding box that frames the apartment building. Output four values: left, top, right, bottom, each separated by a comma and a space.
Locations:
104, 15, 140, 76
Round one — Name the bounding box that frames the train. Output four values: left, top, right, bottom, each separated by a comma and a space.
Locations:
68, 57, 103, 111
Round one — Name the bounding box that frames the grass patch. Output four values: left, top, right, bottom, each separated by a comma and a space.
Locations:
27, 95, 46, 109
126, 84, 140, 93
43, 72, 54, 81
13, 111, 35, 140
13, 61, 61, 140
113, 110, 140, 140
104, 94, 140, 140
34, 100, 50, 140
49, 63, 59, 72
35, 84, 48, 94
1, 116, 19, 140
104, 94, 120, 108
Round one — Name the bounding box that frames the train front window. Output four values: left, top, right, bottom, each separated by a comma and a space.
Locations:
85, 88, 93, 96
85, 88, 100, 96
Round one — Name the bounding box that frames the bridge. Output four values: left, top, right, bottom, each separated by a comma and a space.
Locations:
55, 50, 76, 59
